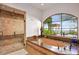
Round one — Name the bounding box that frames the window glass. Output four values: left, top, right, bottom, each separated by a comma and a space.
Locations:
43, 13, 78, 39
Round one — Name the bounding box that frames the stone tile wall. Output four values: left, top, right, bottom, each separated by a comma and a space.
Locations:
0, 4, 25, 37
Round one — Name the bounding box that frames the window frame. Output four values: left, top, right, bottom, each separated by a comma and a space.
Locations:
43, 13, 78, 39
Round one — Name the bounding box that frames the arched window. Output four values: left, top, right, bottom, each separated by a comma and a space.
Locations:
43, 13, 78, 39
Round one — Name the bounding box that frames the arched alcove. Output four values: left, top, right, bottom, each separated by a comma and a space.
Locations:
43, 13, 78, 39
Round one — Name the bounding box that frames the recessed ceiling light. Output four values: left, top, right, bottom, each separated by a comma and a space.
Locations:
41, 3, 44, 6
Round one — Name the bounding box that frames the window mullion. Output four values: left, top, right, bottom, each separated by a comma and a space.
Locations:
61, 13, 62, 36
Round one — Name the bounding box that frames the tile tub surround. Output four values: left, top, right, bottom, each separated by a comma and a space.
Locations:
0, 42, 24, 55
26, 40, 63, 55
43, 44, 78, 55
27, 37, 79, 55
0, 4, 26, 55
0, 4, 25, 36
0, 37, 23, 46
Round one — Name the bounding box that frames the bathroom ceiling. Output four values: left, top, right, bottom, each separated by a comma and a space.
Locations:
26, 3, 79, 11
27, 3, 56, 11
4, 3, 79, 11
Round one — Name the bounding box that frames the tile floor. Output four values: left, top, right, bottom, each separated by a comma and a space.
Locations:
7, 49, 28, 55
